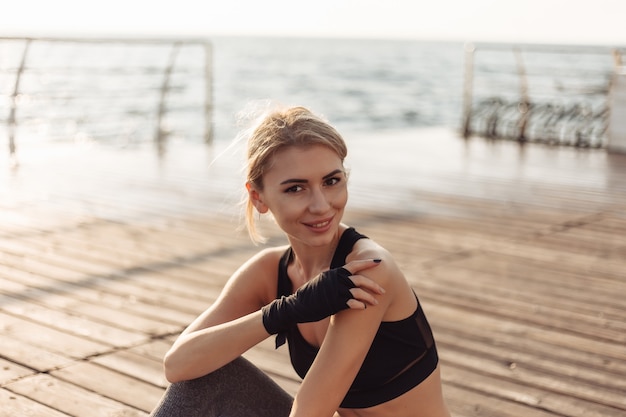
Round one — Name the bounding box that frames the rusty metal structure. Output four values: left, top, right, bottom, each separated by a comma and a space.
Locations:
462, 43, 624, 148
1, 36, 214, 158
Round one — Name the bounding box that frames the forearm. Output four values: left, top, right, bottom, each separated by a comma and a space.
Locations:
289, 364, 353, 417
164, 310, 270, 382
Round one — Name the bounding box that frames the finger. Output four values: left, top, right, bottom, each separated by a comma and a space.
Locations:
349, 274, 385, 295
343, 258, 382, 275
349, 287, 380, 306
346, 298, 368, 310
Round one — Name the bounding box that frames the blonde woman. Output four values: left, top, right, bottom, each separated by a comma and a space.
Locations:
151, 106, 450, 417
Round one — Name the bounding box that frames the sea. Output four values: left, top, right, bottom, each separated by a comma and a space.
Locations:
0, 36, 622, 218
0, 36, 619, 147
210, 37, 466, 140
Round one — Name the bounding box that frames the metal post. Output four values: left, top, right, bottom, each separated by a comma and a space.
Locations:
462, 43, 475, 138
514, 47, 530, 142
203, 41, 214, 144
8, 38, 31, 158
155, 42, 181, 149
613, 48, 623, 69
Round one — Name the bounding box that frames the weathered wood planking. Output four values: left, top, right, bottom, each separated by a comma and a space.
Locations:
1, 133, 625, 417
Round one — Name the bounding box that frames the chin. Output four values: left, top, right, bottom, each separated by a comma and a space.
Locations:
303, 224, 342, 246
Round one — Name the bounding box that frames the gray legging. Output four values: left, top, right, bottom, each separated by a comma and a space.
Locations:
150, 357, 294, 417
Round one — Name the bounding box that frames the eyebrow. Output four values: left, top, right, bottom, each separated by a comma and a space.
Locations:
280, 169, 344, 185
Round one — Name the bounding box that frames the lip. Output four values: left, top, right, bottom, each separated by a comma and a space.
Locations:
302, 216, 334, 233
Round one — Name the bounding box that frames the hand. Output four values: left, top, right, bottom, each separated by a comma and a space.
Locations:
261, 259, 384, 335
340, 259, 386, 310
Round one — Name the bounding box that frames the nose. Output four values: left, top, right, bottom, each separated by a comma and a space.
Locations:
308, 187, 331, 213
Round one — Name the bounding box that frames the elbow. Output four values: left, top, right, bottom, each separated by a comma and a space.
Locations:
163, 345, 215, 383
163, 349, 187, 383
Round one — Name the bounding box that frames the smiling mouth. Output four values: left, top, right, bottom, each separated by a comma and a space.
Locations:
306, 219, 332, 228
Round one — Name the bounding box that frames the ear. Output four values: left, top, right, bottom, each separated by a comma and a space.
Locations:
246, 182, 269, 214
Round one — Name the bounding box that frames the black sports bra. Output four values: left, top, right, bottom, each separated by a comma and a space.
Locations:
275, 227, 439, 408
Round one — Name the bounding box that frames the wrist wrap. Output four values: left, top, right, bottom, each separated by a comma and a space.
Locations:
262, 267, 355, 335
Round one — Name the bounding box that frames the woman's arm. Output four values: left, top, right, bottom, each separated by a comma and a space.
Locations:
290, 251, 399, 417
163, 247, 384, 383
163, 248, 281, 382
164, 310, 271, 382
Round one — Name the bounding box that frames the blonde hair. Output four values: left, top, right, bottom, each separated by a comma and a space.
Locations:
244, 106, 348, 243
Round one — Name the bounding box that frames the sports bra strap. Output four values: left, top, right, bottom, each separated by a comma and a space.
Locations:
330, 227, 368, 268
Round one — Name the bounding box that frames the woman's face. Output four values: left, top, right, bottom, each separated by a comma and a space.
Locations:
250, 144, 348, 247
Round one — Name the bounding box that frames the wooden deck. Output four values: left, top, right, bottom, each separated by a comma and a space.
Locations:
1, 128, 625, 417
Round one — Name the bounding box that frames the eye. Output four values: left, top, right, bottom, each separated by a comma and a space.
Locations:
284, 185, 304, 193
324, 177, 341, 186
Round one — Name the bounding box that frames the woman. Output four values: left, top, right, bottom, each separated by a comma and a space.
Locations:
151, 106, 450, 417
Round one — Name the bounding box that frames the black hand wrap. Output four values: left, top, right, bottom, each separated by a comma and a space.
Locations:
262, 267, 355, 337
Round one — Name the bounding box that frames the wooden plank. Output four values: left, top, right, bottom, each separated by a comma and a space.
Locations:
438, 334, 626, 395
0, 311, 109, 359
442, 365, 625, 417
423, 250, 626, 303
243, 338, 301, 383
442, 384, 562, 417
0, 228, 246, 298
0, 253, 212, 315
0, 220, 252, 271
425, 300, 625, 363
420, 263, 626, 323
0, 336, 74, 372
0, 388, 69, 417
0, 358, 35, 385
0, 271, 188, 337
0, 266, 198, 327
5, 374, 148, 417
441, 347, 625, 410
412, 270, 626, 343
435, 320, 626, 376
126, 339, 175, 363
0, 292, 150, 346
91, 350, 168, 388
51, 362, 164, 413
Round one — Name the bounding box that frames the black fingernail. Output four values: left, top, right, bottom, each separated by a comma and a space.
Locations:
373, 258, 382, 263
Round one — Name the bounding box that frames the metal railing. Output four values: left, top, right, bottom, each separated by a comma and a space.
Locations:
1, 36, 213, 157
461, 43, 624, 148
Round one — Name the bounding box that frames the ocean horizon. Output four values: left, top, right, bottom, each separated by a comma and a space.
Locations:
0, 36, 619, 147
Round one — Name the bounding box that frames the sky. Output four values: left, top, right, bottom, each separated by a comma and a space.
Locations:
2, 0, 625, 46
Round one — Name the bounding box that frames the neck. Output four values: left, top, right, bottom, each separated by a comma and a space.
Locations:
288, 225, 346, 281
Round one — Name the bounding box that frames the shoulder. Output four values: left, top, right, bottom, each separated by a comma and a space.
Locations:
347, 236, 398, 282
236, 245, 288, 274
221, 245, 290, 306
346, 233, 415, 320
